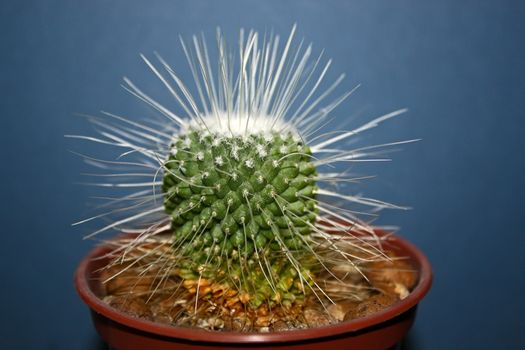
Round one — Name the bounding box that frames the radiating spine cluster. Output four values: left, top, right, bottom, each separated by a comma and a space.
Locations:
70, 25, 416, 319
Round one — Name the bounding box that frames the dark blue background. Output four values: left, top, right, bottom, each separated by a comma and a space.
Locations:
1, 1, 524, 349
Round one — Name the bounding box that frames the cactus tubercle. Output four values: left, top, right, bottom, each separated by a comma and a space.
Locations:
162, 128, 319, 307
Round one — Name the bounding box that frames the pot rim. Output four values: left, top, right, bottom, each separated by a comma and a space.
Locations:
75, 231, 432, 344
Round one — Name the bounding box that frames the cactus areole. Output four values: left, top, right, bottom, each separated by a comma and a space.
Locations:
163, 123, 319, 307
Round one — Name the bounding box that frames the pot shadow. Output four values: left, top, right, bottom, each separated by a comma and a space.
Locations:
398, 332, 422, 350
87, 335, 110, 350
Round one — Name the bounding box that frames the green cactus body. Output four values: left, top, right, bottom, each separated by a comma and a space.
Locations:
162, 129, 318, 307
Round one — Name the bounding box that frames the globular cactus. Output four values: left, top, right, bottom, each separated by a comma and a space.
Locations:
72, 25, 414, 328
163, 129, 318, 307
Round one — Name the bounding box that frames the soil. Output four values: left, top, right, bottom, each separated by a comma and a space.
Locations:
99, 239, 417, 332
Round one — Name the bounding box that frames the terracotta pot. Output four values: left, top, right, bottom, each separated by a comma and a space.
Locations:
75, 231, 432, 350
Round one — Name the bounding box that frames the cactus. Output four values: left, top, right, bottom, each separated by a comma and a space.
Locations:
72, 25, 415, 329
163, 128, 319, 307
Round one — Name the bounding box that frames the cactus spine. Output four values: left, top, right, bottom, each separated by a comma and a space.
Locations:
73, 25, 413, 325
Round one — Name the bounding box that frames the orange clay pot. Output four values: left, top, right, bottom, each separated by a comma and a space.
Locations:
75, 230, 432, 350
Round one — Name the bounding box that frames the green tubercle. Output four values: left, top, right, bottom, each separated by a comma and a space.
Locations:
162, 129, 318, 307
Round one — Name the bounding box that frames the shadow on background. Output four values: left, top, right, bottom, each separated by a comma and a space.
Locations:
88, 334, 109, 350
400, 332, 422, 350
